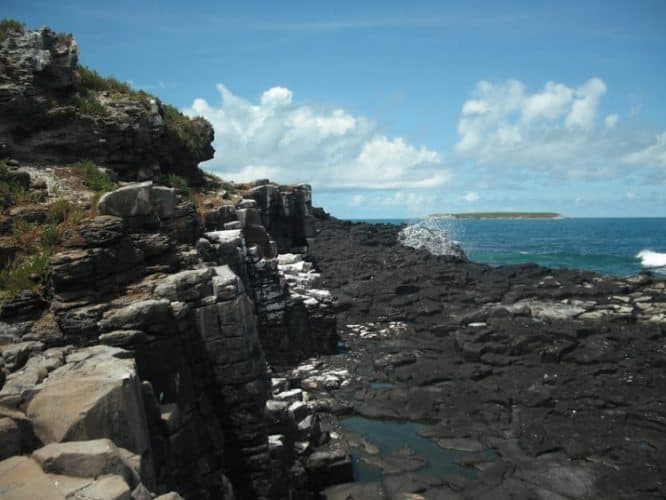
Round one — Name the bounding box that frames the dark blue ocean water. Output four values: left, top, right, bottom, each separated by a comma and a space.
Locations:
351, 218, 666, 277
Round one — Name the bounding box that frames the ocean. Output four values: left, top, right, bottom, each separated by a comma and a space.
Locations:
351, 217, 666, 277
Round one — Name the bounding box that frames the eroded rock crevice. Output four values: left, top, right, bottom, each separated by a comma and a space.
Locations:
1, 179, 346, 499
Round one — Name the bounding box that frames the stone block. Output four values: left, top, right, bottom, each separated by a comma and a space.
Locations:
0, 455, 66, 499
98, 182, 154, 218
32, 439, 139, 487
150, 186, 177, 219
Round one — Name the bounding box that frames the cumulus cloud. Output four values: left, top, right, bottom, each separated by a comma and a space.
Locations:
462, 192, 479, 202
453, 78, 641, 177
185, 84, 450, 190
622, 132, 666, 168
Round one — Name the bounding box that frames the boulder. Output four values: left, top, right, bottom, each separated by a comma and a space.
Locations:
0, 455, 66, 499
98, 182, 154, 217
32, 439, 139, 487
24, 346, 152, 461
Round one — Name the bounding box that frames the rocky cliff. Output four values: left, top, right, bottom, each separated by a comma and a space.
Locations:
2, 20, 665, 500
0, 21, 350, 500
0, 23, 213, 183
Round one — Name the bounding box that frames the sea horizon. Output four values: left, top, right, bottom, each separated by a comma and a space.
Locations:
346, 217, 666, 278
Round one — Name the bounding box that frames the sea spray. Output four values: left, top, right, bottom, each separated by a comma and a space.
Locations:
398, 217, 467, 260
636, 250, 666, 273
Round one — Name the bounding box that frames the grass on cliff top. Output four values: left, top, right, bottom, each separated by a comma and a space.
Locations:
0, 19, 25, 42
162, 104, 211, 153
78, 66, 135, 94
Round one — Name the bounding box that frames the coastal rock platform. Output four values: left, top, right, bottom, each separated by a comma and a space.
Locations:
304, 216, 666, 500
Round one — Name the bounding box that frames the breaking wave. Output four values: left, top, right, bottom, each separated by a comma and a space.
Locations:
636, 250, 666, 273
398, 218, 467, 260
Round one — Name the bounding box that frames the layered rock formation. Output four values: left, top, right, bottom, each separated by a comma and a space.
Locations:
0, 25, 213, 182
0, 178, 347, 499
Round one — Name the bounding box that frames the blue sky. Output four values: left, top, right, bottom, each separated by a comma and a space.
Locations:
6, 0, 666, 217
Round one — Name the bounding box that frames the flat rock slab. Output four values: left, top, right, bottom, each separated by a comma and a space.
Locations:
32, 438, 138, 487
435, 438, 486, 453
0, 455, 66, 499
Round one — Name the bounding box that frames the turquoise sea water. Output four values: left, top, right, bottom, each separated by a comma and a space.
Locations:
351, 218, 666, 277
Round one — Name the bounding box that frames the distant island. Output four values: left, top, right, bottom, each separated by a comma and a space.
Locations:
431, 212, 563, 220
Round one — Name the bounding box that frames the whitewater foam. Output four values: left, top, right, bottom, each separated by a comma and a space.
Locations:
398, 218, 467, 259
636, 250, 666, 271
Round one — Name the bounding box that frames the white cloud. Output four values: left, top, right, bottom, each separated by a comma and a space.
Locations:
625, 191, 636, 200
185, 85, 450, 190
453, 78, 636, 177
605, 114, 619, 128
564, 78, 606, 130
462, 192, 480, 202
622, 133, 666, 168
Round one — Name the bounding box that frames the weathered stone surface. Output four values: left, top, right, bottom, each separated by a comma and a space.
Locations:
0, 456, 66, 499
98, 299, 172, 335
150, 186, 177, 219
98, 182, 154, 217
75, 216, 126, 247
32, 439, 139, 487
24, 346, 151, 460
153, 269, 214, 302
73, 474, 131, 500
1, 340, 43, 372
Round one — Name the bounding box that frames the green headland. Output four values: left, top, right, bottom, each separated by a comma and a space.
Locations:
431, 212, 563, 220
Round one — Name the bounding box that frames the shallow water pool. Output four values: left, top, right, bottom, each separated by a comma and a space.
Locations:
342, 416, 498, 482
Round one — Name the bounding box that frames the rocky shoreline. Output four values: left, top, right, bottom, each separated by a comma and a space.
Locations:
1, 21, 665, 500
301, 216, 666, 499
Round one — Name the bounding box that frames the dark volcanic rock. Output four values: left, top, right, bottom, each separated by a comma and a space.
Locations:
308, 216, 666, 500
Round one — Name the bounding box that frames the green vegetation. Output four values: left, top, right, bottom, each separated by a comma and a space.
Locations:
69, 88, 108, 116
432, 212, 563, 220
0, 197, 87, 303
0, 161, 41, 207
72, 161, 116, 193
167, 173, 191, 196
0, 18, 24, 42
0, 254, 50, 299
0, 162, 24, 208
78, 66, 133, 94
163, 104, 210, 152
